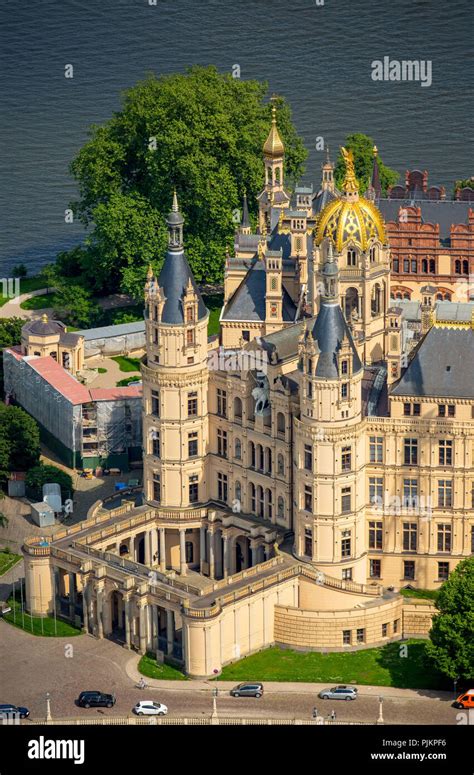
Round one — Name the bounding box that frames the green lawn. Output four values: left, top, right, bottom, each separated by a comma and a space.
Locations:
20, 292, 60, 310
116, 376, 142, 387
97, 367, 107, 374
111, 355, 142, 372
217, 642, 449, 690
138, 652, 187, 681
202, 293, 223, 337
399, 587, 439, 602
3, 593, 82, 637
0, 550, 21, 576
0, 275, 46, 307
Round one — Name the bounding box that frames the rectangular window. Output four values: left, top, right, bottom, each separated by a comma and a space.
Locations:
413, 403, 421, 416
411, 259, 417, 274
403, 403, 411, 416
217, 389, 227, 418
341, 382, 348, 400
152, 473, 161, 503
189, 475, 199, 504
151, 390, 160, 417
187, 391, 198, 417
356, 628, 365, 644
403, 560, 415, 580
448, 404, 455, 417
403, 258, 410, 273
341, 360, 348, 375
403, 522, 417, 551
369, 436, 383, 463
304, 444, 313, 471
341, 487, 351, 514
393, 619, 400, 633
342, 567, 352, 581
152, 432, 160, 458
438, 480, 452, 508
403, 479, 418, 507
369, 521, 383, 550
439, 439, 453, 466
437, 524, 452, 552
341, 529, 351, 558
404, 438, 418, 465
342, 630, 351, 645
304, 527, 312, 557
304, 485, 312, 512
188, 431, 198, 458
438, 562, 449, 581
341, 446, 352, 472
217, 429, 228, 458
186, 329, 194, 346
369, 477, 383, 507
382, 623, 389, 638
393, 258, 399, 273
370, 559, 381, 578
438, 404, 446, 417
217, 472, 228, 503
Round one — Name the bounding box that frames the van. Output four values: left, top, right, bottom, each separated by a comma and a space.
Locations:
454, 689, 474, 709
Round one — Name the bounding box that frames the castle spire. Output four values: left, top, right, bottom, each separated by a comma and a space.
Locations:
340, 146, 359, 198
263, 102, 285, 158
370, 144, 381, 199
166, 190, 184, 250
240, 190, 251, 234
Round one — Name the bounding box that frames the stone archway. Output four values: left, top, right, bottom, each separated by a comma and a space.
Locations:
109, 590, 125, 642
234, 535, 251, 573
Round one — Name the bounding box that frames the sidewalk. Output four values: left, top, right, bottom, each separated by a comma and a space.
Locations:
124, 654, 453, 702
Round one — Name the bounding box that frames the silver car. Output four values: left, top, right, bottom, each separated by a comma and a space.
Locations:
318, 686, 358, 701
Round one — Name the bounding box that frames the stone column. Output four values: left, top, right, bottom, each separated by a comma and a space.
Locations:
223, 534, 230, 578
150, 529, 158, 566
68, 572, 76, 621
152, 605, 159, 652
96, 587, 104, 639
166, 609, 174, 655
144, 532, 151, 565
159, 528, 166, 572
124, 596, 132, 649
139, 603, 147, 655
179, 529, 187, 576
209, 531, 215, 579
200, 526, 207, 573
264, 543, 272, 561
82, 581, 89, 633
250, 543, 258, 567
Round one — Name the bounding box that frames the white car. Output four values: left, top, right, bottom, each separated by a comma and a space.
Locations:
134, 700, 168, 716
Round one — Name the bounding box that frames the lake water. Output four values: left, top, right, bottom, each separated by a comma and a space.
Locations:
0, 0, 472, 276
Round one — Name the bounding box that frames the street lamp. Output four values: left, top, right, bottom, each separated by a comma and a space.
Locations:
45, 692, 52, 723
212, 686, 218, 719
453, 678, 459, 701
377, 695, 384, 725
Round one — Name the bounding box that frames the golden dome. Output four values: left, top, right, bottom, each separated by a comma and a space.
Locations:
314, 145, 386, 251
263, 105, 285, 157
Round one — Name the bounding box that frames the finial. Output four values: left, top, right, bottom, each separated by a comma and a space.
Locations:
373, 145, 378, 157
146, 264, 154, 280
326, 144, 330, 164
327, 240, 334, 262
340, 146, 359, 195
41, 313, 48, 324
172, 189, 179, 212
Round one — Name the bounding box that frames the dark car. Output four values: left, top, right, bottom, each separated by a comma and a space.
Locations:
0, 704, 30, 719
230, 683, 264, 698
77, 691, 116, 709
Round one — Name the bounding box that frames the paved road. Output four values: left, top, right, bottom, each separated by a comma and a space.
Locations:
0, 621, 461, 725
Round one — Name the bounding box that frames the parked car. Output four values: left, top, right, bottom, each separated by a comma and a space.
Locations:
318, 686, 358, 701
133, 700, 168, 716
230, 683, 264, 698
76, 691, 116, 709
454, 689, 474, 709
0, 703, 30, 719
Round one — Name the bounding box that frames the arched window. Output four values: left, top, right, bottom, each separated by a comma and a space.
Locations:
369, 246, 376, 263
421, 259, 428, 273
403, 293, 410, 300
250, 483, 256, 513
265, 489, 272, 520
249, 441, 255, 468
257, 444, 264, 471
463, 260, 469, 274
185, 541, 194, 564
235, 480, 241, 503
265, 448, 272, 474
437, 293, 443, 300
455, 260, 461, 274
257, 485, 264, 517
277, 453, 285, 475
234, 396, 242, 421
277, 496, 285, 519
307, 358, 313, 374
347, 249, 357, 267
277, 412, 285, 435
234, 438, 241, 460
429, 259, 436, 273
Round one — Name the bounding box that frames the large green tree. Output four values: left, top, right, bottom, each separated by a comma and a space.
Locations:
0, 404, 41, 472
0, 317, 23, 398
26, 464, 73, 501
426, 558, 474, 681
334, 133, 399, 196
53, 283, 101, 328
65, 66, 307, 293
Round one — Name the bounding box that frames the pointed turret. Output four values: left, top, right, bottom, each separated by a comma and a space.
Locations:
367, 145, 381, 201
263, 104, 285, 158
321, 146, 335, 193
240, 191, 251, 234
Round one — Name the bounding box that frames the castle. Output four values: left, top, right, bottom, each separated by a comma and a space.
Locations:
23, 110, 474, 677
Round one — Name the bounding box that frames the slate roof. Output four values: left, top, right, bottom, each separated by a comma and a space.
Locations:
312, 187, 338, 215
221, 260, 297, 323
391, 325, 474, 398
24, 319, 65, 336
157, 248, 207, 324
259, 319, 308, 362
77, 321, 145, 341
311, 301, 362, 378
377, 199, 472, 240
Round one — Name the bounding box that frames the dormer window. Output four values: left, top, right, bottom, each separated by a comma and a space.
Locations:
186, 306, 194, 323
341, 359, 348, 375
347, 249, 357, 267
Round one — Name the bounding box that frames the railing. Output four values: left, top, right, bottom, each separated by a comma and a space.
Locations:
27, 716, 375, 726
23, 537, 51, 556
